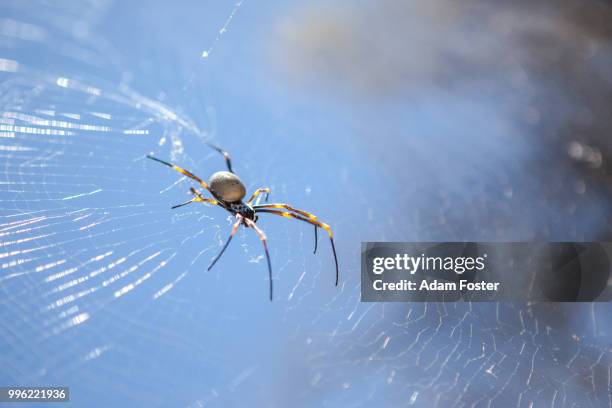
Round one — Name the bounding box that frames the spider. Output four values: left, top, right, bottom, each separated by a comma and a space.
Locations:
147, 145, 338, 301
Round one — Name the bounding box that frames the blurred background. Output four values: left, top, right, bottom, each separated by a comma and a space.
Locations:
0, 0, 611, 406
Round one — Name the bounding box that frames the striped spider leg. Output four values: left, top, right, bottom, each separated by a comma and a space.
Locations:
253, 205, 339, 286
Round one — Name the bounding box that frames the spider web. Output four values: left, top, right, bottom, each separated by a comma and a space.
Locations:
1, 1, 611, 407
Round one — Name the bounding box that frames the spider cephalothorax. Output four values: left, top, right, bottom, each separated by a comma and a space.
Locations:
147, 146, 338, 300
228, 202, 257, 222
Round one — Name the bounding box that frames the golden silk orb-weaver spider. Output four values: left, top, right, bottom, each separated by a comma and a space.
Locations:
147, 145, 339, 301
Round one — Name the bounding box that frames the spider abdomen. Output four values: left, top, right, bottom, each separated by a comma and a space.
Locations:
209, 171, 246, 202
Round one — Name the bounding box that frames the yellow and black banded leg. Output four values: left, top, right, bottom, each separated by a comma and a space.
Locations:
253, 203, 318, 220
244, 218, 273, 301
204, 142, 233, 173
253, 203, 318, 253
147, 155, 213, 194
247, 188, 271, 204
172, 188, 223, 209
190, 187, 227, 209
254, 208, 339, 286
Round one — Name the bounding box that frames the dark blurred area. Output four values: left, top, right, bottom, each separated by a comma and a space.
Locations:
268, 2, 612, 405
275, 0, 612, 242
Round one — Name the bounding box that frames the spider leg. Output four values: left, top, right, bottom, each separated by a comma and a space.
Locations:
253, 203, 317, 220
254, 208, 338, 286
171, 196, 221, 209
204, 142, 233, 173
253, 203, 318, 253
190, 188, 228, 209
147, 155, 213, 194
207, 214, 243, 272
243, 218, 273, 301
171, 188, 226, 210
247, 188, 271, 204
